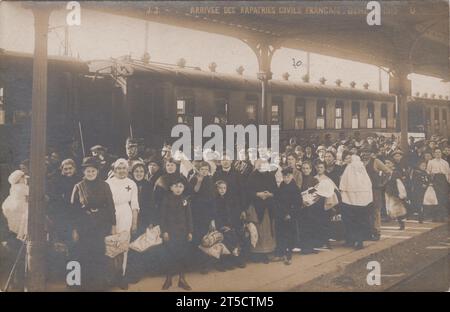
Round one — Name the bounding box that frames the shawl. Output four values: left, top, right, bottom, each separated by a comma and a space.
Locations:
339, 155, 373, 206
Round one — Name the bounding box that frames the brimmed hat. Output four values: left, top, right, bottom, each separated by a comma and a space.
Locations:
81, 156, 100, 169
126, 137, 140, 147
90, 145, 107, 153
146, 156, 163, 168
391, 149, 404, 157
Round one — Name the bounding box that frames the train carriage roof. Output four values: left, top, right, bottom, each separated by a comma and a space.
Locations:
0, 49, 89, 73
88, 58, 396, 102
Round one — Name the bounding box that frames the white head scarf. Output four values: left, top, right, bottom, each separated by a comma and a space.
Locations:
339, 155, 373, 206
112, 158, 129, 171
8, 170, 26, 185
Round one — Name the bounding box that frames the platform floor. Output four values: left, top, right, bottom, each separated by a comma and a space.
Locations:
64, 219, 447, 292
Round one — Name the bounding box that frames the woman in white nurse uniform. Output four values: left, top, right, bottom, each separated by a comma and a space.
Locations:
107, 158, 140, 289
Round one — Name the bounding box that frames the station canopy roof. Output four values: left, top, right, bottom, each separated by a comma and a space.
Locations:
84, 1, 450, 81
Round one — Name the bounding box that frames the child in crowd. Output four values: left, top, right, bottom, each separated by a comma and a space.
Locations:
213, 180, 247, 270
275, 168, 302, 265
411, 161, 431, 223
160, 179, 193, 290
384, 158, 408, 230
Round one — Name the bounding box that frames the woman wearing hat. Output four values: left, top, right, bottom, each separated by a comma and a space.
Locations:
107, 158, 140, 289
71, 157, 116, 290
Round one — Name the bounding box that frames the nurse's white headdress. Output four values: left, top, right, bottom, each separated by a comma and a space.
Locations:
112, 158, 129, 170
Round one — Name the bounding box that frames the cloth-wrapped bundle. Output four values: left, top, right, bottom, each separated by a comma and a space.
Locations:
105, 231, 130, 258
423, 185, 438, 206
201, 230, 224, 248
244, 222, 258, 248
198, 242, 231, 259
129, 225, 162, 252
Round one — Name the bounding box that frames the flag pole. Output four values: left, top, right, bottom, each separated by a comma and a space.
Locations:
78, 121, 86, 158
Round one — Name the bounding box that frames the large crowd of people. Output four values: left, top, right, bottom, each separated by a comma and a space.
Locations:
1, 133, 449, 291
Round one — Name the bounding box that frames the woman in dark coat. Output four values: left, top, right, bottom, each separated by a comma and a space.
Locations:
189, 161, 216, 245
246, 159, 277, 263
47, 159, 80, 244
298, 161, 322, 254
71, 157, 116, 291
126, 162, 158, 283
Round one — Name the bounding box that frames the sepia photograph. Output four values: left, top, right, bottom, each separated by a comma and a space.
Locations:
0, 0, 448, 296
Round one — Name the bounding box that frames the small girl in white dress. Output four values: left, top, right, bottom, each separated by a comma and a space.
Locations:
2, 170, 29, 241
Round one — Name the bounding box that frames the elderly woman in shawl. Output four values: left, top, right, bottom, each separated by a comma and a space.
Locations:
245, 159, 277, 263
339, 152, 373, 250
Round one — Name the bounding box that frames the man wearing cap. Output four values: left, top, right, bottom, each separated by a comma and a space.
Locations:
91, 145, 114, 180
125, 138, 144, 174
362, 148, 392, 240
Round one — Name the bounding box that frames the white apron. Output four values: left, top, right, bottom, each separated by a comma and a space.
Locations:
106, 177, 140, 275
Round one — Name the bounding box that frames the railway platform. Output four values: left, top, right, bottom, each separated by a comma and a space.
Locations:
43, 219, 448, 292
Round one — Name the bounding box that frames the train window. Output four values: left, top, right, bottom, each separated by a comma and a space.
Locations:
335, 100, 344, 129
13, 110, 32, 124
271, 96, 283, 126
367, 102, 374, 129
434, 107, 440, 125
0, 87, 4, 125
351, 101, 360, 129
246, 104, 257, 122
214, 97, 228, 125
381, 103, 387, 129
295, 98, 305, 130
271, 105, 279, 123
245, 94, 258, 123
425, 107, 431, 129
176, 97, 195, 125
316, 99, 326, 129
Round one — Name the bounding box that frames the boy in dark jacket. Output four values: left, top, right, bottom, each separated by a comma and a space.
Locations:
411, 160, 431, 223
160, 178, 193, 290
275, 167, 302, 265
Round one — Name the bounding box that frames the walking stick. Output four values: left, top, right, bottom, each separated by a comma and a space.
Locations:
2, 240, 26, 292
78, 121, 86, 158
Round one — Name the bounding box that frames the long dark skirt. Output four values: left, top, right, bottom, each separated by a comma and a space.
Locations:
433, 174, 449, 220
77, 224, 110, 291
341, 203, 370, 244
298, 198, 328, 250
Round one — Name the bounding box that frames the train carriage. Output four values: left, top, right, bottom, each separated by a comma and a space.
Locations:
89, 57, 450, 153
1, 50, 449, 167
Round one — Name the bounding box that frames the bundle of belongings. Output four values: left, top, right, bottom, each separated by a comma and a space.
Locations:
129, 225, 163, 252
198, 230, 230, 259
